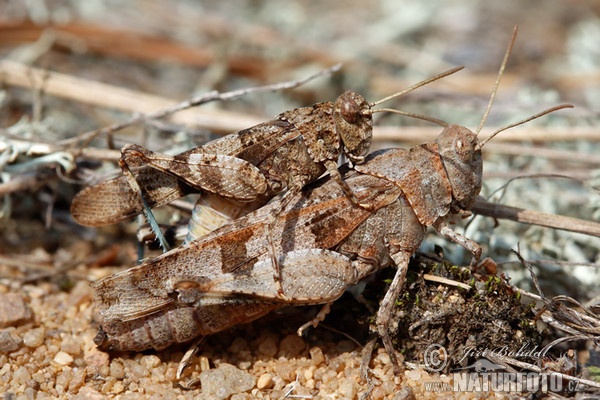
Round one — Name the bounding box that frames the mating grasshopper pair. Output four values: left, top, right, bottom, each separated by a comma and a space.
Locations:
72, 64, 460, 297
74, 27, 570, 375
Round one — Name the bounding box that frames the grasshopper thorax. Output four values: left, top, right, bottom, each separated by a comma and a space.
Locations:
333, 91, 373, 165
436, 124, 483, 212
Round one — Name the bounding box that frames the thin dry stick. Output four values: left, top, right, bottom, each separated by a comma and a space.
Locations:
515, 288, 584, 336
484, 169, 593, 181
486, 353, 600, 390
5, 61, 596, 144
422, 274, 472, 291
0, 59, 264, 132
471, 197, 600, 237
484, 142, 600, 165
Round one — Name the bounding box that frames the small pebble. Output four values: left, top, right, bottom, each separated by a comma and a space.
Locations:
395, 386, 416, 400
338, 378, 357, 399
60, 334, 81, 356
258, 336, 278, 357
273, 360, 295, 381
54, 351, 74, 366
112, 380, 125, 394
13, 366, 32, 385
84, 348, 109, 375
56, 369, 73, 390
404, 369, 422, 381
24, 387, 37, 399
68, 369, 86, 393
321, 370, 336, 385
0, 293, 33, 328
109, 360, 126, 380
278, 334, 306, 357
0, 329, 22, 353
304, 365, 316, 380
141, 354, 160, 369
310, 346, 324, 365
256, 373, 273, 389
231, 394, 254, 400
73, 386, 104, 400
199, 363, 256, 399
199, 356, 210, 372
370, 385, 388, 400
23, 328, 45, 348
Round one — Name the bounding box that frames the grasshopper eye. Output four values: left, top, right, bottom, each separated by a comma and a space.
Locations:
340, 97, 361, 124
334, 91, 373, 164
455, 139, 474, 162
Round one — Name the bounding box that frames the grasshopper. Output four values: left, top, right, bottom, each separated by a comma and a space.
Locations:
91, 27, 571, 374
70, 69, 459, 246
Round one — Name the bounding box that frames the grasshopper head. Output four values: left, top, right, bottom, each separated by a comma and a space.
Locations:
436, 124, 482, 211
333, 91, 373, 165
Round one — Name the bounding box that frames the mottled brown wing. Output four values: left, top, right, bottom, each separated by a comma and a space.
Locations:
121, 145, 269, 201
202, 118, 301, 162
71, 119, 300, 226
91, 167, 401, 322
355, 145, 453, 226
71, 168, 192, 226
190, 249, 355, 302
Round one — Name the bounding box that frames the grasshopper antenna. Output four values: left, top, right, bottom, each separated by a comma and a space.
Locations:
369, 67, 464, 127
474, 26, 573, 149
477, 104, 573, 149
370, 66, 464, 108
373, 108, 448, 127
475, 25, 518, 136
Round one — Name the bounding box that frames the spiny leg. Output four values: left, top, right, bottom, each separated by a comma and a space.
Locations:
118, 155, 170, 254
376, 251, 411, 375
264, 185, 303, 300
434, 220, 482, 270
176, 336, 205, 388
296, 302, 332, 336
324, 160, 377, 211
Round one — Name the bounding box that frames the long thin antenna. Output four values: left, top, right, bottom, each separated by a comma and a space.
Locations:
476, 104, 573, 149
370, 66, 464, 107
475, 25, 518, 135
373, 108, 448, 127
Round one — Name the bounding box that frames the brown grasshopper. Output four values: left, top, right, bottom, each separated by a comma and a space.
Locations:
70, 68, 460, 248
91, 27, 571, 375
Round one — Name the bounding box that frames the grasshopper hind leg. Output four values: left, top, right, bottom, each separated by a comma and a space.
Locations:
376, 251, 411, 375
264, 188, 299, 300
296, 302, 332, 336
118, 157, 171, 254
324, 160, 378, 211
